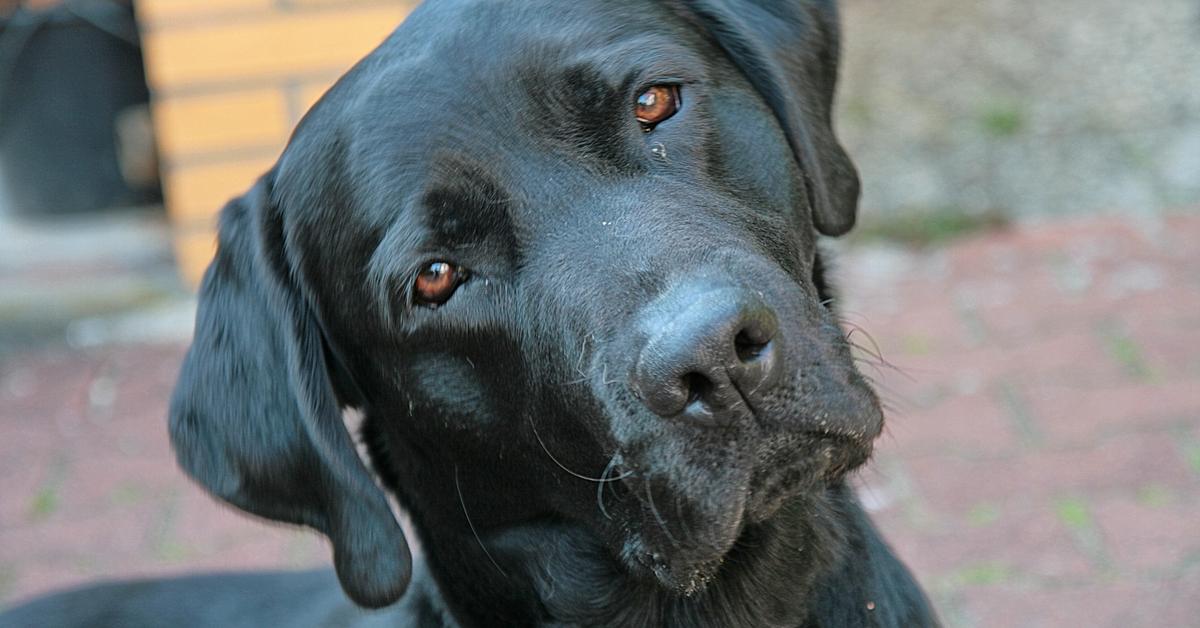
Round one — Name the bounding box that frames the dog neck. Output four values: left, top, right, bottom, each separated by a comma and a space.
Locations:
410, 484, 872, 628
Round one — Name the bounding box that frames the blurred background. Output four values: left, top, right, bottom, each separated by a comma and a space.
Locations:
0, 0, 1196, 626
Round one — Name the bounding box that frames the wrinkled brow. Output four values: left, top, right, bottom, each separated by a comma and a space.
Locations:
365, 156, 519, 317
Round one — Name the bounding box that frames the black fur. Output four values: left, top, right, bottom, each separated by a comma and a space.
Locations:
0, 1, 936, 626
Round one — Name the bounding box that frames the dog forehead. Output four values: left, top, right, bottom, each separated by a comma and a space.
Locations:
395, 0, 678, 51
339, 0, 693, 139
284, 0, 708, 227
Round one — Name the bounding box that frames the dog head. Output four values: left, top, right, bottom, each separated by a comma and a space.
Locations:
169, 0, 879, 610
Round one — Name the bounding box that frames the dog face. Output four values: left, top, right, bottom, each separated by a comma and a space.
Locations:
170, 0, 879, 609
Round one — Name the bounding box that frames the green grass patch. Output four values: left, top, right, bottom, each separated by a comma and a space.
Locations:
1055, 496, 1094, 531
1136, 485, 1173, 508
1182, 443, 1200, 476
943, 561, 1014, 588
154, 540, 190, 563
1100, 328, 1153, 381
967, 503, 1001, 526
901, 333, 934, 356
27, 486, 58, 521
0, 563, 15, 607
842, 98, 874, 126
26, 457, 69, 522
980, 103, 1025, 138
109, 482, 145, 507
851, 207, 1010, 249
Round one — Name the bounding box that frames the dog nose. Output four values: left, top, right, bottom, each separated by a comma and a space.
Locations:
632, 287, 781, 426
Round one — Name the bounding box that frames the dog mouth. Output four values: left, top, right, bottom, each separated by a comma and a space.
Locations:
743, 431, 873, 521
625, 540, 728, 596
619, 484, 746, 597
608, 429, 871, 595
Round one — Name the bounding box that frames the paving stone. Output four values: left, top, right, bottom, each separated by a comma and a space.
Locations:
1117, 565, 1200, 626
903, 431, 1195, 513
880, 392, 1021, 457
1024, 378, 1200, 445
957, 582, 1144, 628
870, 498, 1097, 584
1092, 492, 1200, 574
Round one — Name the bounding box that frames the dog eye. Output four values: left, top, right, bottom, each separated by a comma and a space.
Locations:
635, 85, 681, 129
413, 262, 468, 307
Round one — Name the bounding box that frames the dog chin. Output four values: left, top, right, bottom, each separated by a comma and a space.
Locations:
621, 533, 731, 597
649, 555, 725, 597
609, 427, 874, 595
617, 484, 748, 597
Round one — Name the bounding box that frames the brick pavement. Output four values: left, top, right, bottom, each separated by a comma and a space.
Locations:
1, 213, 1197, 626
839, 212, 1200, 626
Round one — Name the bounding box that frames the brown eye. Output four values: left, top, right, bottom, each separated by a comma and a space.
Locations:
635, 85, 681, 128
414, 261, 467, 307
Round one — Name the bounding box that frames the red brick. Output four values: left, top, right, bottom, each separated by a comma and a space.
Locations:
53, 457, 177, 518
1092, 493, 1200, 573
1024, 378, 1200, 445
844, 295, 978, 357
1122, 319, 1200, 378
877, 329, 1124, 407
959, 582, 1143, 628
905, 432, 1195, 512
879, 392, 1020, 457
0, 352, 102, 421
1120, 565, 1200, 626
872, 499, 1095, 583
987, 277, 1199, 339
0, 462, 48, 524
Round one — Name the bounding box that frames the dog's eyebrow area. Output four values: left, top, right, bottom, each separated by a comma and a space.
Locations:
517, 38, 708, 136
420, 160, 516, 252
365, 157, 518, 311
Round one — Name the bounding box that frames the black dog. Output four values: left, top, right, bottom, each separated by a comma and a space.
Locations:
1, 0, 937, 625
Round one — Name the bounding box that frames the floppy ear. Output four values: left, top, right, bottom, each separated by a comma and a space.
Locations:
169, 172, 411, 608
681, 0, 860, 236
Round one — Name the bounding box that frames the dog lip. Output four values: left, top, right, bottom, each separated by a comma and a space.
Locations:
783, 430, 874, 484
800, 428, 874, 448
739, 428, 876, 521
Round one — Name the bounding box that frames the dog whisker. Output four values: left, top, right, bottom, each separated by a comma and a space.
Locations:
455, 464, 508, 577
838, 322, 936, 384
576, 336, 590, 375
843, 338, 917, 384
852, 355, 894, 382
839, 320, 889, 362
841, 331, 890, 369
833, 362, 909, 413
644, 479, 681, 548
596, 454, 624, 520
528, 414, 633, 483
672, 493, 695, 545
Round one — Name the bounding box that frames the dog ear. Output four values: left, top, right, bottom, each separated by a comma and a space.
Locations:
681, 0, 860, 236
169, 172, 411, 608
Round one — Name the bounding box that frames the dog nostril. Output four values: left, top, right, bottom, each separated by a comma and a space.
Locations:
734, 329, 772, 363
681, 372, 714, 406
632, 287, 781, 422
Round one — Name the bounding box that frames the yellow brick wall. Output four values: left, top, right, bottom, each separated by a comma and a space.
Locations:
135, 0, 414, 285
